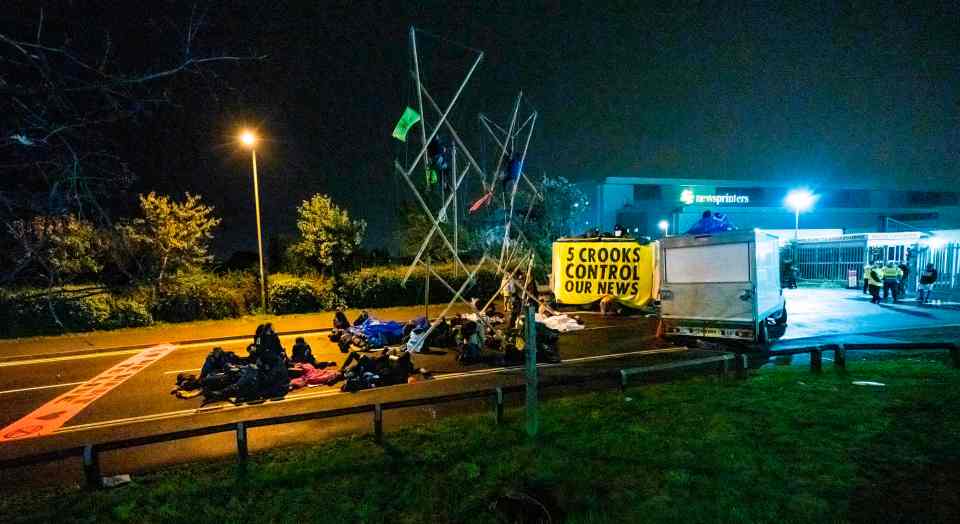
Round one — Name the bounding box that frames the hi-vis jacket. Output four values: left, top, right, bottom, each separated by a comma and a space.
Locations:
882, 266, 903, 281
867, 267, 884, 287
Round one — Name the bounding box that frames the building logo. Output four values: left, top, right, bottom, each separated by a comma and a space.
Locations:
679, 188, 750, 205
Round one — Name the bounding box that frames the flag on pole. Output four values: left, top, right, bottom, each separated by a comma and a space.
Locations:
392, 107, 421, 142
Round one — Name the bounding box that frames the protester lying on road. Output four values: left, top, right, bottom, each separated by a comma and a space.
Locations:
339, 349, 432, 392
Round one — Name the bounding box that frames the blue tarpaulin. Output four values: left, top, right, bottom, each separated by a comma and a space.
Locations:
685, 213, 736, 235
348, 317, 406, 348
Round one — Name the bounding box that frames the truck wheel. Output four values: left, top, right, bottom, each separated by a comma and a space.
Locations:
756, 321, 769, 346
775, 307, 788, 325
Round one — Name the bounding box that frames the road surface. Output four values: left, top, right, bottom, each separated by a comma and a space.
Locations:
2, 287, 959, 488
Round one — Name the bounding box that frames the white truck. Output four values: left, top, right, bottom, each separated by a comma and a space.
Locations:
658, 230, 787, 344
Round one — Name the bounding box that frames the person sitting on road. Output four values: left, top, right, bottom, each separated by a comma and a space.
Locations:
261, 324, 286, 358
291, 337, 317, 366
329, 308, 351, 342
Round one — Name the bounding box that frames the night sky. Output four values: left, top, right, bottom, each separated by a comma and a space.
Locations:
10, 1, 960, 255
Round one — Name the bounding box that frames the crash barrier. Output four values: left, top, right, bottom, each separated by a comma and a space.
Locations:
762, 342, 960, 372
0, 352, 739, 489
620, 353, 735, 390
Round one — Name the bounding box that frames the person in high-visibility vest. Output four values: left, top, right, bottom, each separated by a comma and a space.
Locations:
882, 261, 903, 303
867, 261, 884, 304
862, 262, 874, 294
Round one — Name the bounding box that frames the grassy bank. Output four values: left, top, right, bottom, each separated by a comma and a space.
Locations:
3, 356, 959, 523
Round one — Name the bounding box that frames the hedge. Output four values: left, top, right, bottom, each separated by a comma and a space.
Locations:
0, 288, 153, 338
268, 273, 342, 314
152, 272, 256, 322
0, 261, 503, 338
339, 262, 500, 308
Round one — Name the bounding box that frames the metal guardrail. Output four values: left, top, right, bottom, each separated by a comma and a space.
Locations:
765, 342, 960, 372
0, 353, 741, 488
4, 342, 954, 489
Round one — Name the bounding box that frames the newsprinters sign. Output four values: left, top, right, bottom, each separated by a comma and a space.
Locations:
680, 188, 750, 205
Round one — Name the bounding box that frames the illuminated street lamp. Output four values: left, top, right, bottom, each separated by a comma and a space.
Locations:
785, 189, 816, 261
239, 129, 266, 313
658, 219, 670, 237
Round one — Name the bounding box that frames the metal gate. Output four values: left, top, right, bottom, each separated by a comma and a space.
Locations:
916, 242, 960, 302
795, 238, 868, 282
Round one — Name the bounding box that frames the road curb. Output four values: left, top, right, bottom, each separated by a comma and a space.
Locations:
0, 327, 334, 364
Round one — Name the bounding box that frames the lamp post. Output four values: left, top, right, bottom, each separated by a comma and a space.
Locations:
785, 189, 816, 264
658, 219, 670, 238
240, 130, 266, 313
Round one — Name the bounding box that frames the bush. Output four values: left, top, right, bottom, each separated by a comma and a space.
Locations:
104, 296, 154, 329
152, 272, 253, 322
268, 273, 342, 314
339, 261, 499, 309
0, 287, 152, 337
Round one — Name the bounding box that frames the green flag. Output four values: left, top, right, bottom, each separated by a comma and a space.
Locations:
392, 107, 421, 142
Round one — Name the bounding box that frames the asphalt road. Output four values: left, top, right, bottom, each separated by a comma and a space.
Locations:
2, 287, 960, 488
0, 314, 687, 484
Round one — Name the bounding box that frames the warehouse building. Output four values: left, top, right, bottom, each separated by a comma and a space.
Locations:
586, 176, 960, 238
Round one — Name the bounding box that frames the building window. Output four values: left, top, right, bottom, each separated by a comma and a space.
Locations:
822, 190, 870, 208
906, 192, 958, 207
633, 185, 661, 201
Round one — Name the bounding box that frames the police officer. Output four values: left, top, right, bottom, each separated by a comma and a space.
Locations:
867, 261, 884, 304
882, 261, 903, 303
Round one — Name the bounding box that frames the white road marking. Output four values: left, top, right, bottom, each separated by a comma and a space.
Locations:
0, 381, 86, 396
0, 349, 145, 368
53, 347, 689, 434
0, 332, 328, 369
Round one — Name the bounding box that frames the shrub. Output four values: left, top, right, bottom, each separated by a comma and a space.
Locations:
268, 273, 342, 314
152, 272, 252, 322
338, 261, 499, 309
104, 296, 154, 329
0, 287, 151, 337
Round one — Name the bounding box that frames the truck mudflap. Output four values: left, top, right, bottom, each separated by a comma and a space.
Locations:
663, 320, 755, 341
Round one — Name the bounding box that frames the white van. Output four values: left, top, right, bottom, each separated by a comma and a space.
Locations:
659, 230, 786, 344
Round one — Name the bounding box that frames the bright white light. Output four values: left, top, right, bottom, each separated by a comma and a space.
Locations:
785, 189, 816, 212
927, 236, 947, 249
573, 202, 579, 208
239, 130, 257, 147
658, 220, 669, 231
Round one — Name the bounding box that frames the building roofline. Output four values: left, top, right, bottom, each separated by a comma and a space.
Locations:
600, 176, 949, 192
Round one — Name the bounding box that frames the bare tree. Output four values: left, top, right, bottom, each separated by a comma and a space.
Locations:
0, 4, 262, 286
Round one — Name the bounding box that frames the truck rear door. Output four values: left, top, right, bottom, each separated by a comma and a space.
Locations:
660, 242, 754, 323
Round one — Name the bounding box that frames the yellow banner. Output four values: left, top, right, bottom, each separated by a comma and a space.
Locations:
551, 239, 658, 308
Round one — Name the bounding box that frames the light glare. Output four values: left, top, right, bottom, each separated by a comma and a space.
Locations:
785, 189, 816, 212
239, 130, 257, 147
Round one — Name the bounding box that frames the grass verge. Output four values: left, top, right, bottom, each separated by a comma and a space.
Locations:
2, 355, 958, 523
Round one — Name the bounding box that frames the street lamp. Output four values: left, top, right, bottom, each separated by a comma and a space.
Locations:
239, 129, 266, 313
785, 189, 816, 262
658, 219, 669, 237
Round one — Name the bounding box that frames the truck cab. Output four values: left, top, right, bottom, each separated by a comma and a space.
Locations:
659, 230, 786, 345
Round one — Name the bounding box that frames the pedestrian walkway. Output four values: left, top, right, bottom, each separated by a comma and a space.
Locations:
0, 303, 471, 360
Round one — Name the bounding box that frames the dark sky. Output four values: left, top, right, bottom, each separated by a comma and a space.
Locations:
12, 1, 960, 254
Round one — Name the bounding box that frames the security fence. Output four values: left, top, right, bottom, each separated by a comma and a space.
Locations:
795, 244, 866, 282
